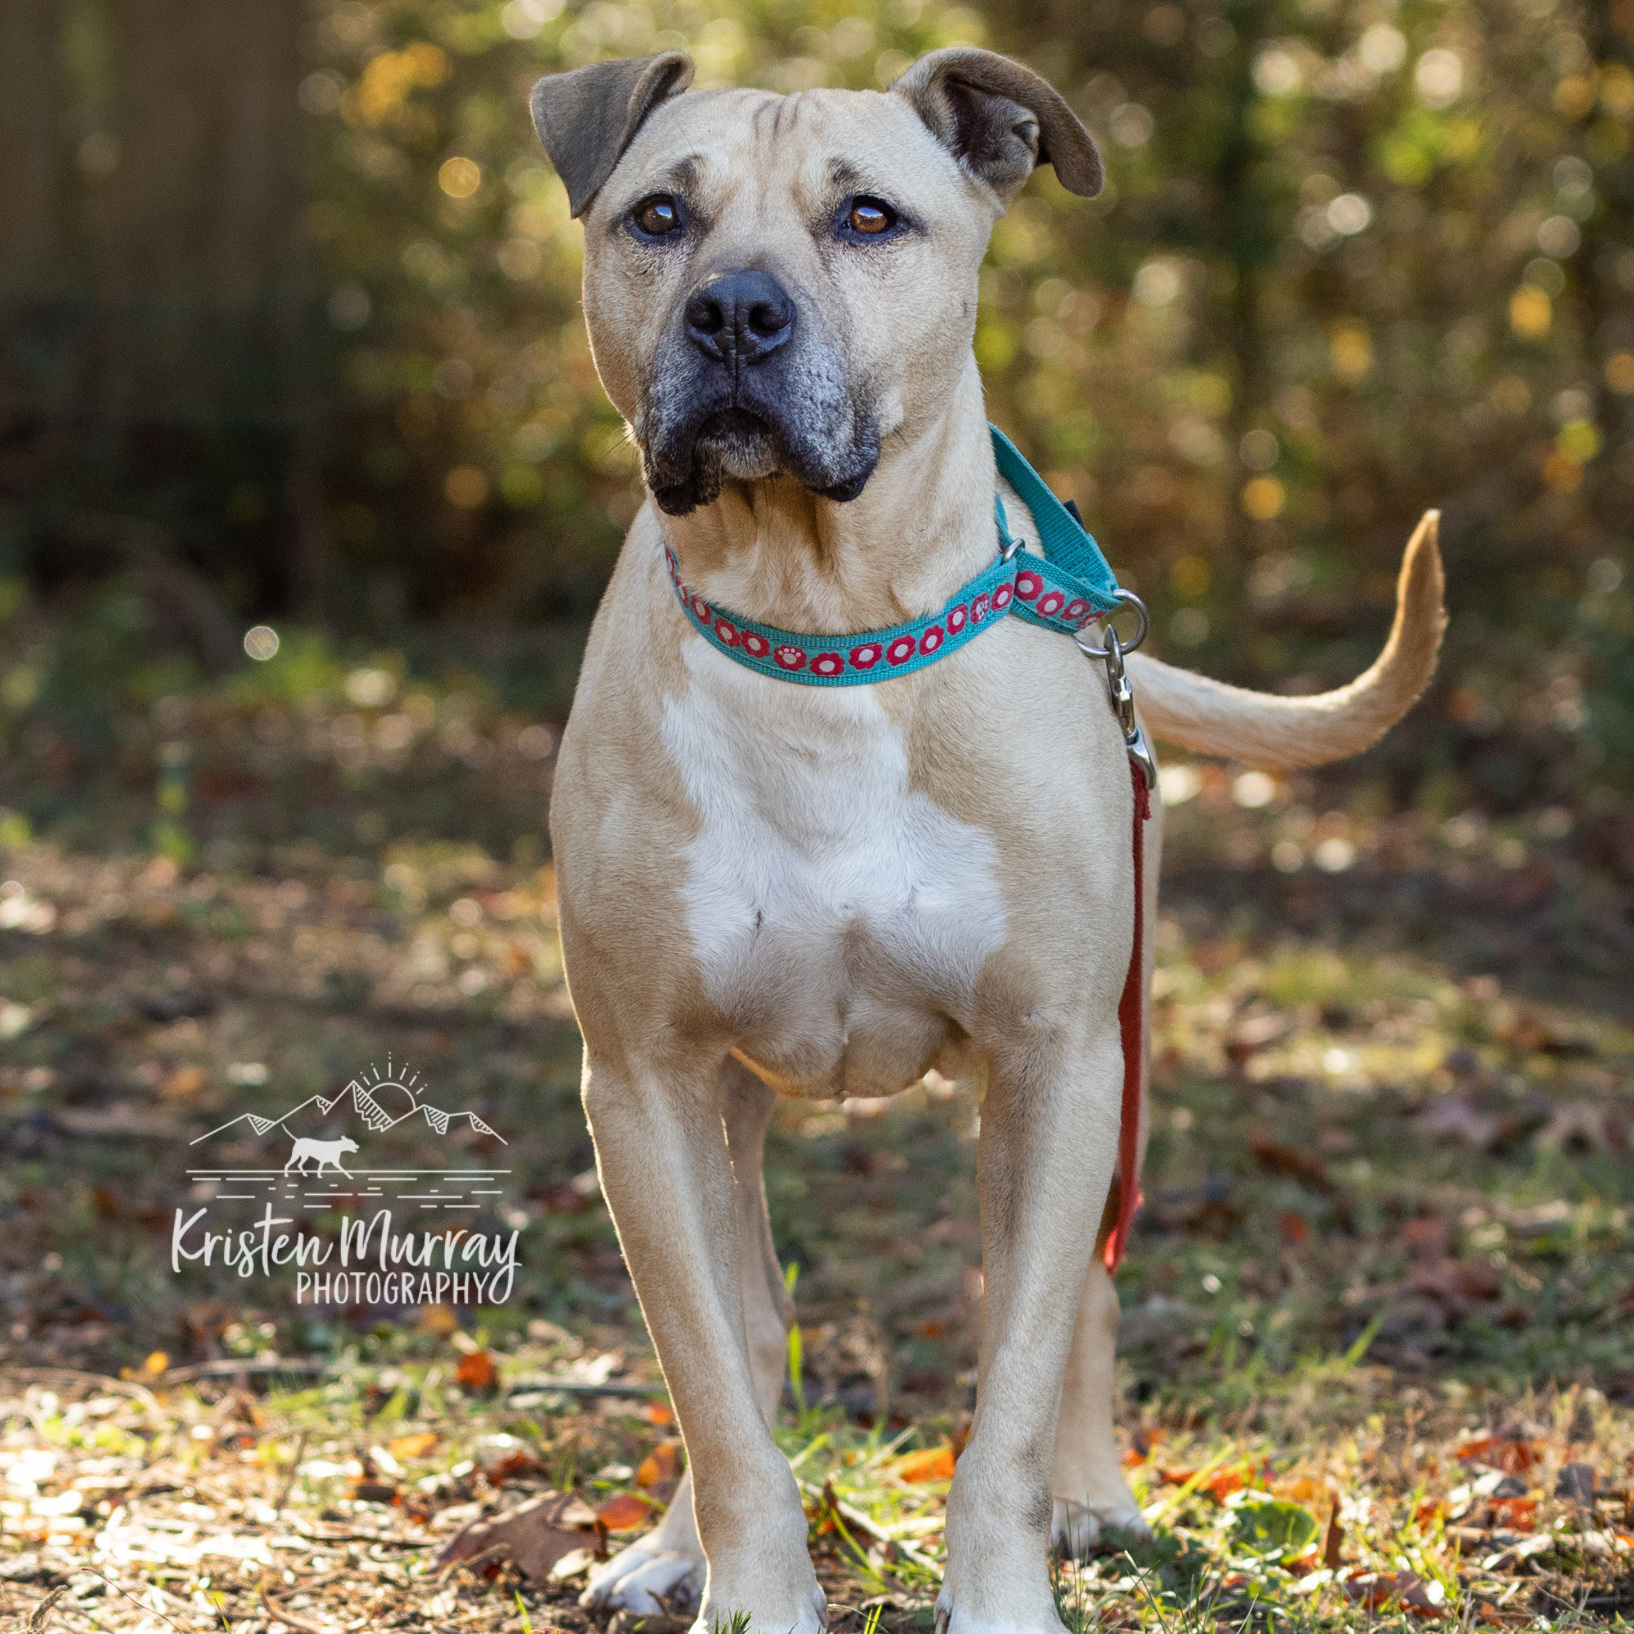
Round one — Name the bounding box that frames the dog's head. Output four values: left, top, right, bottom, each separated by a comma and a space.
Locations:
340, 1138, 358, 1153
530, 51, 1102, 515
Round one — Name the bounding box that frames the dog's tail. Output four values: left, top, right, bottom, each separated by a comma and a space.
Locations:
1127, 511, 1445, 770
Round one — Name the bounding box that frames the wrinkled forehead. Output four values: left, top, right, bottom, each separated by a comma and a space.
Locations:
598, 85, 971, 223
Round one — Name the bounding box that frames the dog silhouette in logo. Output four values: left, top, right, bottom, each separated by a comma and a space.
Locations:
284, 1136, 359, 1178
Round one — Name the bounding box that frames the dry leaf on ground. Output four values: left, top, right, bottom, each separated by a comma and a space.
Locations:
595, 1491, 655, 1531
884, 1444, 956, 1483
435, 1489, 602, 1579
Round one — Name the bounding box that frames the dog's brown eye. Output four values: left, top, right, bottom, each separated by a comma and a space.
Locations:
847, 197, 896, 235
633, 195, 682, 238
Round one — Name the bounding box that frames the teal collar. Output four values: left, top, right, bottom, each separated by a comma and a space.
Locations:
665, 426, 1122, 685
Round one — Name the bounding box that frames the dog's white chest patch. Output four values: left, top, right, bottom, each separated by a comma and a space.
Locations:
660, 641, 1006, 1086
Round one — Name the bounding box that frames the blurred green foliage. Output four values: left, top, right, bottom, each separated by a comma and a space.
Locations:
2, 0, 1632, 814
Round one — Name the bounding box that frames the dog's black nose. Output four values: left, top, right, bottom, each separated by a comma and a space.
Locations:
684, 270, 794, 365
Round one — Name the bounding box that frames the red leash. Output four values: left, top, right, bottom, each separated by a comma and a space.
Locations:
1103, 761, 1151, 1272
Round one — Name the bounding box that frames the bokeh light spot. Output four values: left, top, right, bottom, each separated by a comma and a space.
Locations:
439, 157, 482, 199
1241, 477, 1286, 521
444, 466, 489, 508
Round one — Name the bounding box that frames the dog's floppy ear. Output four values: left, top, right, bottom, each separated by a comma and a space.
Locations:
530, 52, 694, 218
892, 48, 1103, 203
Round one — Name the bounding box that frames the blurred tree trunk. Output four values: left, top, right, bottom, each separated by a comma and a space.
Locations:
0, 0, 333, 623
100, 0, 306, 426
0, 0, 68, 302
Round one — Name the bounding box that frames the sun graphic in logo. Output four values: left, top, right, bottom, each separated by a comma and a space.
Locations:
351, 1055, 425, 1131
346, 1057, 505, 1140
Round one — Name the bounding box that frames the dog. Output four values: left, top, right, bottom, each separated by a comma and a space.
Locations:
284, 1136, 358, 1177
530, 47, 1444, 1633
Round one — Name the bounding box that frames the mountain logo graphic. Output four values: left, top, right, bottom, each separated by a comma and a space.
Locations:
192, 1057, 506, 1148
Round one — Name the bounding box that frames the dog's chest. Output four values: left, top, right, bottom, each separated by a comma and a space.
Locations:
659, 648, 1006, 1085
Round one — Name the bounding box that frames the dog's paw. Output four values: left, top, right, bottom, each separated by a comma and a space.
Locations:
698, 1582, 828, 1634
579, 1539, 704, 1615
1051, 1496, 1152, 1558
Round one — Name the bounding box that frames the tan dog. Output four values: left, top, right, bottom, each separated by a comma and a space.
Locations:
531, 48, 1443, 1633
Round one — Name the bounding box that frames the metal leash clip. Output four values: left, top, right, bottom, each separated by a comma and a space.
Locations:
1074, 590, 1158, 791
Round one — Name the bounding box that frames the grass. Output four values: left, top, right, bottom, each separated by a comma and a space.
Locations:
0, 621, 1630, 1630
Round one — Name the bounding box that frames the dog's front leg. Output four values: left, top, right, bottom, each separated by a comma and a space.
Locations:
582, 1060, 794, 1615
580, 1049, 821, 1634
938, 1023, 1122, 1634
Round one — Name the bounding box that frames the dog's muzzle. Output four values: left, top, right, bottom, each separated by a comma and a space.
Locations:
640, 266, 880, 516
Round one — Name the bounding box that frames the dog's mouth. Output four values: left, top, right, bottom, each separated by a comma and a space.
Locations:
695, 407, 781, 478
645, 402, 877, 516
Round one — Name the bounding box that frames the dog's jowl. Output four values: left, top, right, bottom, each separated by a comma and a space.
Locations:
530, 47, 1444, 1633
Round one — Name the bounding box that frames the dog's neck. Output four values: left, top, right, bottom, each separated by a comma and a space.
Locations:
654, 359, 1005, 636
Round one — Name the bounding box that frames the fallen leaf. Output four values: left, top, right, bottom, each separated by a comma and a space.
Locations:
1249, 1135, 1330, 1190
884, 1444, 957, 1483
1272, 1476, 1328, 1505
1159, 1464, 1250, 1500
643, 1400, 675, 1427
635, 1439, 682, 1488
1487, 1495, 1536, 1531
1410, 1259, 1504, 1302
1344, 1571, 1445, 1617
1455, 1435, 1539, 1474
161, 1065, 205, 1099
387, 1432, 438, 1460
455, 1350, 499, 1392
1277, 1211, 1311, 1247
349, 1479, 397, 1503
436, 1489, 602, 1579
595, 1491, 654, 1531
144, 1351, 169, 1375
485, 1450, 545, 1485
1400, 1217, 1450, 1258
1322, 1498, 1344, 1568
1203, 1467, 1248, 1501
1121, 1426, 1165, 1467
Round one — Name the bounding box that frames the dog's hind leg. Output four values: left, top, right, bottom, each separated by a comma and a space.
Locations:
1050, 1236, 1149, 1555
1053, 786, 1161, 1557
579, 1056, 808, 1626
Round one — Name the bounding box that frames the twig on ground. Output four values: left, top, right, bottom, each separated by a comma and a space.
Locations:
27, 1587, 65, 1633
506, 1375, 667, 1400
274, 1430, 308, 1514
52, 1569, 192, 1634
162, 1359, 327, 1384
0, 1368, 164, 1414
260, 1589, 335, 1634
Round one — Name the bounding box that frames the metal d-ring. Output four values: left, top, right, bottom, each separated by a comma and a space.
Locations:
1072, 589, 1150, 660
1075, 590, 1158, 791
